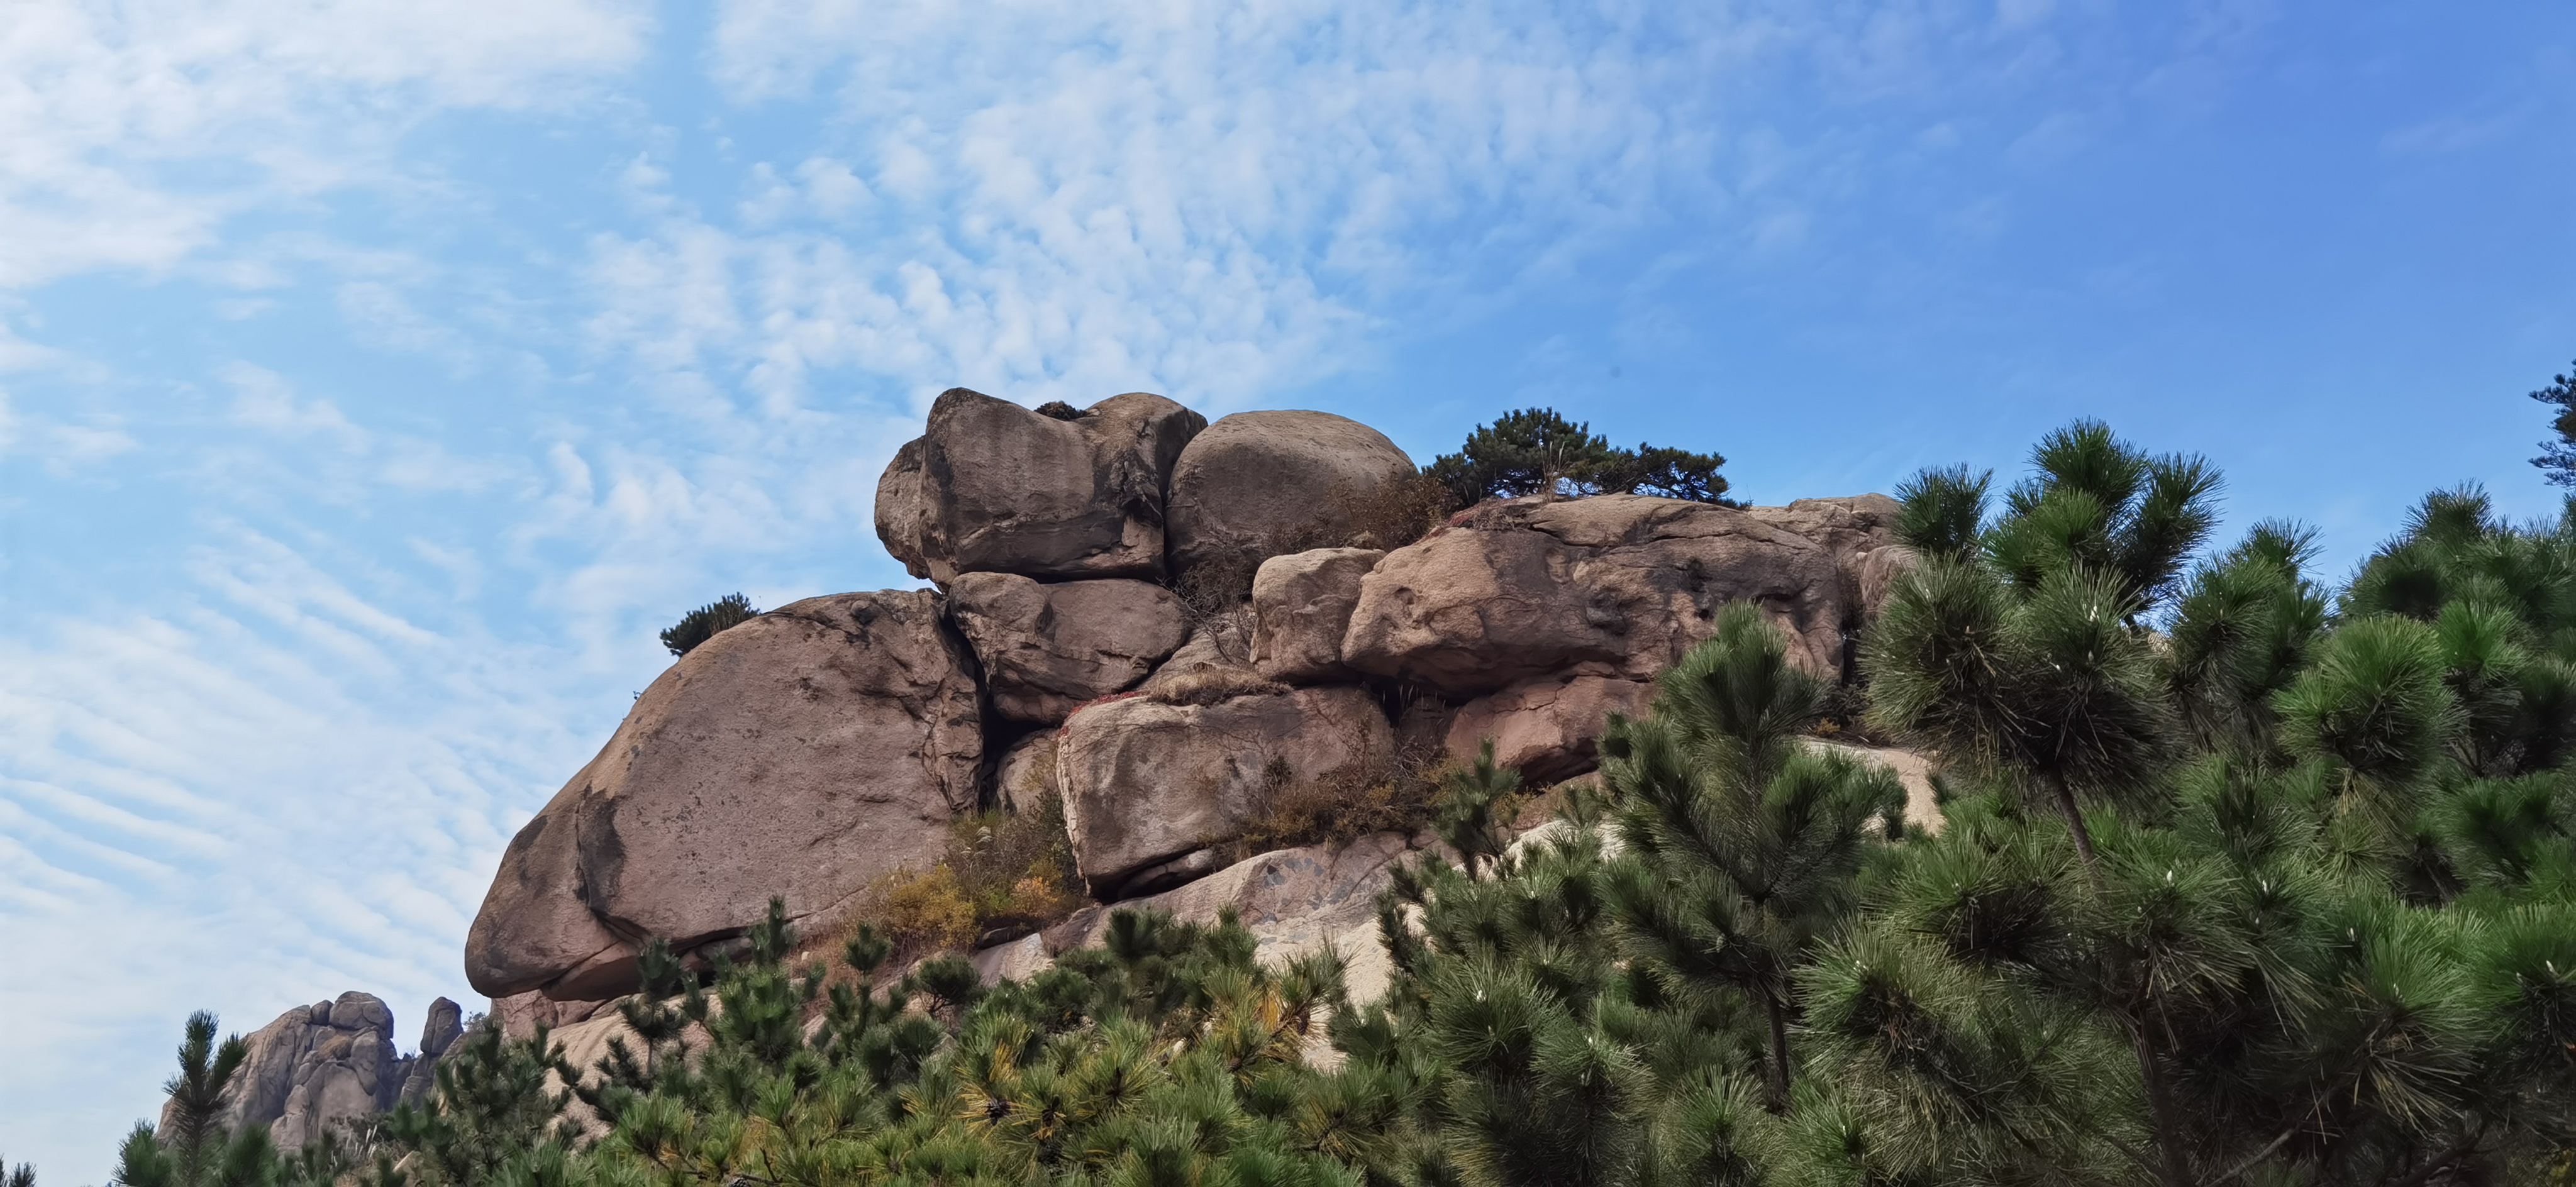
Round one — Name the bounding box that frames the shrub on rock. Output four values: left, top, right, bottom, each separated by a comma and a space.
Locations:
657, 592, 757, 658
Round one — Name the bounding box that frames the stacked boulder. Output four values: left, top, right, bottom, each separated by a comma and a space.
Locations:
164, 993, 464, 1149
463, 388, 1905, 1010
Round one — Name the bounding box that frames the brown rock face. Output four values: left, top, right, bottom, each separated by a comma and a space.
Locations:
1445, 675, 1654, 784
1055, 686, 1394, 894
947, 573, 1189, 724
1341, 494, 1888, 698
465, 590, 981, 1000
1743, 494, 1902, 568
875, 389, 1206, 583
1164, 411, 1416, 580
1250, 548, 1383, 684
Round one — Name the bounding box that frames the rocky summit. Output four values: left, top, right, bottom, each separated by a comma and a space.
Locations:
463, 389, 1911, 1007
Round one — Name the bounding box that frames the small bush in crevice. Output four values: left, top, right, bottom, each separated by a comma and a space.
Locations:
1226, 733, 1458, 859
658, 593, 759, 658
1033, 399, 1084, 421
838, 788, 1088, 961
1328, 471, 1456, 551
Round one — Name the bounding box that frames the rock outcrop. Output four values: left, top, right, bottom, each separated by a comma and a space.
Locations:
1165, 411, 1416, 580
1250, 548, 1382, 685
1056, 686, 1394, 895
397, 997, 466, 1105
465, 590, 982, 1001
165, 992, 462, 1150
464, 389, 1905, 1019
947, 573, 1189, 724
1341, 494, 1870, 698
877, 389, 1206, 583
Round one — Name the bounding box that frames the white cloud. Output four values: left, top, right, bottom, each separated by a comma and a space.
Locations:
574, 1, 1791, 415
0, 533, 598, 1168
0, 0, 652, 289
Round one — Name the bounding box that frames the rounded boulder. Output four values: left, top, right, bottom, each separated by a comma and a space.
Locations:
1164, 411, 1416, 582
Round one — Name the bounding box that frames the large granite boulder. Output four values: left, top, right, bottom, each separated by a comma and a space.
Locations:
1341, 494, 1887, 698
1746, 494, 1911, 631
1250, 548, 1382, 684
1445, 675, 1653, 784
875, 389, 1206, 583
465, 590, 982, 1001
947, 573, 1189, 724
1055, 686, 1394, 894
1164, 411, 1417, 581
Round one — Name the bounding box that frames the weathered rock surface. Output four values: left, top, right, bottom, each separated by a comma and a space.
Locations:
1056, 686, 1394, 894
970, 933, 1053, 985
1165, 411, 1416, 579
165, 991, 457, 1149
1445, 675, 1654, 784
1251, 548, 1383, 684
1341, 494, 1888, 698
466, 590, 982, 1001
1033, 832, 1416, 1005
947, 573, 1189, 723
876, 389, 1206, 583
990, 730, 1059, 815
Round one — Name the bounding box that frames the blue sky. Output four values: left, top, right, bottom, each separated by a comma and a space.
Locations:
4, 0, 2573, 1177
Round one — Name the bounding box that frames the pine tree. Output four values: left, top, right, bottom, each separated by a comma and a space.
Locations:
1597, 603, 1903, 1110
658, 593, 759, 658
377, 1022, 570, 1187
2527, 358, 2576, 487
1428, 409, 1729, 507
160, 1012, 251, 1187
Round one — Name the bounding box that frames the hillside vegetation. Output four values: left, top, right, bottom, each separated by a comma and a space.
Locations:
97, 418, 2576, 1187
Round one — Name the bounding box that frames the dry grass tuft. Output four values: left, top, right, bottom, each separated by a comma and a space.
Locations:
1328, 472, 1455, 553
1226, 736, 1462, 860
822, 785, 1091, 965
1143, 665, 1289, 707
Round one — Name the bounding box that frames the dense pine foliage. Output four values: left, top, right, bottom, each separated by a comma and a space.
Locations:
659, 594, 760, 659
96, 420, 2576, 1187
1428, 408, 1730, 507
